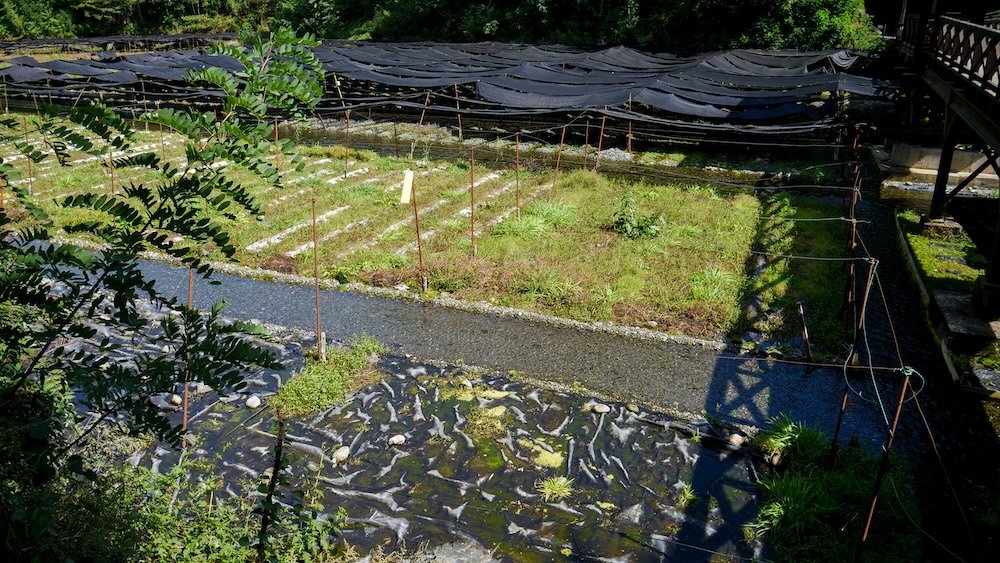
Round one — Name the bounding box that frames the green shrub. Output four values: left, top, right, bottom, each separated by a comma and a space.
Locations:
609, 194, 661, 240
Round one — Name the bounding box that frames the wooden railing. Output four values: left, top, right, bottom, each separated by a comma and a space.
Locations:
933, 16, 1000, 98
986, 10, 1000, 30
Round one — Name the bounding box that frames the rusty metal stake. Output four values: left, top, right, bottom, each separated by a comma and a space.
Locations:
515, 133, 521, 219
594, 114, 607, 171
584, 119, 590, 162
855, 371, 911, 562
312, 198, 325, 360
469, 148, 477, 257
798, 301, 813, 363
419, 91, 430, 126
832, 258, 877, 450
393, 121, 399, 158
411, 178, 428, 291
454, 84, 463, 140
181, 267, 193, 449
21, 119, 33, 196
344, 113, 351, 178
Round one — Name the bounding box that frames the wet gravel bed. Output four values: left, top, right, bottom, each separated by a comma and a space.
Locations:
136, 328, 766, 561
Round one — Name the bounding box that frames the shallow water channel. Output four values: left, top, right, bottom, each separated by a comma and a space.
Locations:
137, 330, 763, 561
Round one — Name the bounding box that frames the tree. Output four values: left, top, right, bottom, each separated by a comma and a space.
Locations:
0, 28, 324, 559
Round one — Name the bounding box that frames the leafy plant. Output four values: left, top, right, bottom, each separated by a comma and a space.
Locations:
536, 475, 574, 502
0, 28, 325, 559
609, 194, 661, 240
676, 482, 697, 510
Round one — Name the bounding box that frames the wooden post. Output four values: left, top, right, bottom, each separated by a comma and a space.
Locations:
469, 148, 477, 257
515, 133, 521, 219
454, 84, 463, 141
31, 94, 40, 120
2, 75, 8, 115
419, 91, 431, 126
627, 93, 633, 155
583, 118, 590, 163
410, 174, 428, 291
594, 115, 607, 172
312, 198, 326, 361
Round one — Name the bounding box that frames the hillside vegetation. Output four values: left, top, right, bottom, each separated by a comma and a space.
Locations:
1, 0, 881, 51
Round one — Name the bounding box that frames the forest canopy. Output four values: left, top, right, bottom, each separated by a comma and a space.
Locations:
1, 0, 882, 50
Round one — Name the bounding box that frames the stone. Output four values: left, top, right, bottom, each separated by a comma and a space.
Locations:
169, 393, 182, 406
626, 403, 639, 413
728, 433, 745, 448
460, 379, 474, 389
245, 395, 262, 409
161, 345, 170, 354
592, 403, 611, 414
644, 320, 658, 328
333, 445, 350, 463
191, 382, 213, 395
388, 434, 406, 446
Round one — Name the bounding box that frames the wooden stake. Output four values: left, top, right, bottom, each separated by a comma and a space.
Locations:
594, 115, 607, 172
454, 84, 463, 141
411, 175, 428, 291
627, 121, 633, 155
515, 133, 521, 219
273, 117, 281, 169
584, 118, 590, 164
554, 124, 567, 200
469, 149, 476, 257
419, 91, 431, 126
312, 198, 325, 360
2, 75, 8, 115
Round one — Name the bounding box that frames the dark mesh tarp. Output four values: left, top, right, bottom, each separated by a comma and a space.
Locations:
1, 40, 895, 134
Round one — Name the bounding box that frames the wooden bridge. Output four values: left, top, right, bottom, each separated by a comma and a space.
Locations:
898, 9, 1000, 313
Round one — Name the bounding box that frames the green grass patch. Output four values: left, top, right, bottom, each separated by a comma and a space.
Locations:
898, 209, 986, 292
271, 336, 385, 416
748, 415, 918, 561
746, 195, 848, 356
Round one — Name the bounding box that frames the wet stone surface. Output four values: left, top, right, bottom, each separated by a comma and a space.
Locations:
137, 330, 764, 561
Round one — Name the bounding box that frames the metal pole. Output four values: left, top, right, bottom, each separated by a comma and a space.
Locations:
832, 259, 878, 449
393, 120, 399, 158
515, 133, 521, 219
344, 112, 350, 177
181, 267, 193, 449
584, 118, 590, 163
855, 372, 911, 562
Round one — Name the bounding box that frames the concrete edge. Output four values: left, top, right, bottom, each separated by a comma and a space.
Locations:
51, 235, 728, 352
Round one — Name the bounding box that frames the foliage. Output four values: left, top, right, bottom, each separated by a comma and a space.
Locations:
609, 193, 661, 240
2, 0, 881, 51
272, 335, 385, 416
748, 415, 918, 561
898, 209, 986, 293
0, 29, 324, 559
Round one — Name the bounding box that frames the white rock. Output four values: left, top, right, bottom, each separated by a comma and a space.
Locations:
592, 403, 611, 414
460, 379, 473, 389
388, 434, 406, 446
161, 345, 170, 354
245, 395, 262, 409
333, 446, 351, 462
728, 433, 745, 448
169, 393, 182, 406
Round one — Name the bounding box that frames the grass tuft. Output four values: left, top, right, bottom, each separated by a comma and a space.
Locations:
272, 335, 385, 416
536, 476, 574, 502
747, 415, 918, 561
